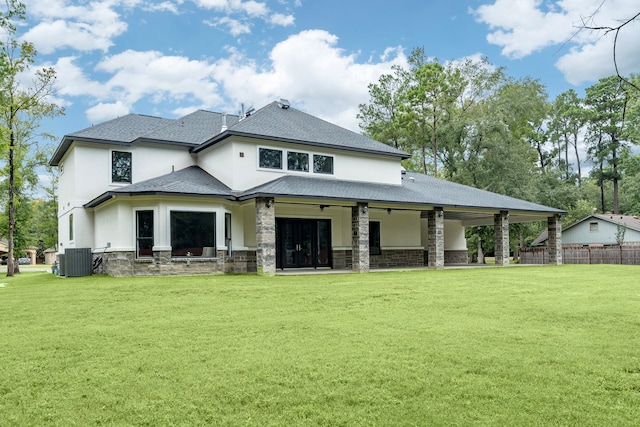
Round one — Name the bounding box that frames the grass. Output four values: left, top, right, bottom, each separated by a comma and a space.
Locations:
1, 266, 639, 426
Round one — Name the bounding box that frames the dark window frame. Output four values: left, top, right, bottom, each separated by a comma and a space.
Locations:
258, 147, 283, 170
170, 211, 216, 257
111, 150, 132, 184
369, 221, 381, 255
136, 210, 154, 258
287, 151, 309, 172
313, 154, 334, 174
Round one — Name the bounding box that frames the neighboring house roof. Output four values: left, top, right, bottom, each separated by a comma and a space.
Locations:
531, 214, 640, 246
85, 166, 234, 207
86, 166, 564, 224
50, 101, 408, 166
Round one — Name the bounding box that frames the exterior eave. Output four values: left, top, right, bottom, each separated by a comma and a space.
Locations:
192, 130, 411, 160
84, 191, 236, 209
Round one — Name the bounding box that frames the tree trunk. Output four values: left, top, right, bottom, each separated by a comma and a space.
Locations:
7, 125, 15, 277
573, 132, 582, 187
612, 145, 619, 215
477, 239, 485, 265
599, 160, 606, 214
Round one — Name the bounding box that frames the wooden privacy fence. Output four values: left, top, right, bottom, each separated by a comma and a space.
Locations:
521, 244, 640, 265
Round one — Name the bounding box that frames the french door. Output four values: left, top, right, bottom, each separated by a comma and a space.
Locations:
276, 218, 331, 269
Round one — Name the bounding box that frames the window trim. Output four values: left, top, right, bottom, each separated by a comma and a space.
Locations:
168, 209, 217, 258
258, 147, 284, 170
589, 221, 599, 232
257, 146, 334, 175
369, 221, 381, 256
69, 213, 74, 242
110, 149, 133, 185
135, 209, 155, 258
312, 153, 334, 175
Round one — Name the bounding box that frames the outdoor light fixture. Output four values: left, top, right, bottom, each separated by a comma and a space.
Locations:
437, 210, 444, 218
266, 199, 273, 208
387, 208, 392, 214
320, 204, 329, 212
362, 205, 368, 214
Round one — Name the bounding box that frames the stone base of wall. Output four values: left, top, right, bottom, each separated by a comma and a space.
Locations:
371, 249, 424, 269
444, 250, 469, 265
333, 249, 426, 270
94, 249, 258, 277
424, 250, 469, 266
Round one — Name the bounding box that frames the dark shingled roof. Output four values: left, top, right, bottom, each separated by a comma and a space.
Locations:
85, 166, 234, 207
194, 101, 409, 158
85, 165, 564, 222
238, 172, 564, 215
50, 101, 408, 166
143, 110, 240, 144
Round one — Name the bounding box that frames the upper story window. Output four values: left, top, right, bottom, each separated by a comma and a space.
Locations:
259, 148, 282, 169
112, 150, 132, 183
313, 154, 333, 174
257, 146, 334, 175
589, 222, 599, 232
287, 151, 309, 172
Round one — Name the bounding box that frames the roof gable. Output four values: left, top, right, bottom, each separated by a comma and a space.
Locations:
194, 101, 409, 158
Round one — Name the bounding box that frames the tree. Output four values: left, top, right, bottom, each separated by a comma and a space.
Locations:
0, 0, 62, 276
584, 75, 635, 214
548, 90, 587, 186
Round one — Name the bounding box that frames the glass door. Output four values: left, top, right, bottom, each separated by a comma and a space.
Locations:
277, 218, 331, 269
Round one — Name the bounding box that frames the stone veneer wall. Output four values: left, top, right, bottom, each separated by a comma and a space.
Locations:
95, 249, 257, 277
370, 249, 424, 269
333, 249, 468, 270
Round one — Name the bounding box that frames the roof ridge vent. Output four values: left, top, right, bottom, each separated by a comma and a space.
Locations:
278, 98, 290, 109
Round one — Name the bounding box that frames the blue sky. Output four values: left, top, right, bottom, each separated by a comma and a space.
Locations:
11, 0, 640, 145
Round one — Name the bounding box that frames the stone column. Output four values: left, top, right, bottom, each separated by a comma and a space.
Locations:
351, 202, 369, 273
427, 207, 444, 269
255, 197, 276, 275
548, 214, 562, 265
494, 210, 510, 266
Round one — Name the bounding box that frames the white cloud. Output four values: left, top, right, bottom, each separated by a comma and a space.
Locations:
473, 0, 640, 84
22, 0, 128, 53
86, 101, 132, 123
269, 12, 294, 26
205, 16, 252, 36
211, 30, 407, 130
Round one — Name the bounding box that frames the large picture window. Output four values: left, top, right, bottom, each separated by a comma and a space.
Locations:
287, 151, 309, 172
112, 151, 132, 183
259, 148, 282, 169
313, 154, 334, 174
369, 221, 381, 255
170, 211, 215, 257
136, 210, 154, 258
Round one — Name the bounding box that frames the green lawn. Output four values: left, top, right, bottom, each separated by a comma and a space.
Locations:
1, 266, 639, 426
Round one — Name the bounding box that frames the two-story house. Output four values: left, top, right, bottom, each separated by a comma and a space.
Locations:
50, 100, 564, 276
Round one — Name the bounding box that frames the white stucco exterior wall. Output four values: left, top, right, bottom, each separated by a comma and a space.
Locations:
420, 218, 468, 251
197, 137, 403, 191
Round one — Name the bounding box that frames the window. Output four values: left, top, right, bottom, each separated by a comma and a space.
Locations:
170, 211, 215, 257
112, 151, 132, 183
136, 210, 154, 258
313, 154, 334, 174
369, 221, 381, 255
69, 214, 74, 241
259, 148, 282, 169
287, 151, 309, 172
225, 213, 232, 257
589, 222, 599, 232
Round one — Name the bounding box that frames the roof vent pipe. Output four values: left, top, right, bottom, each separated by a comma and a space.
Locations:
221, 114, 227, 132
